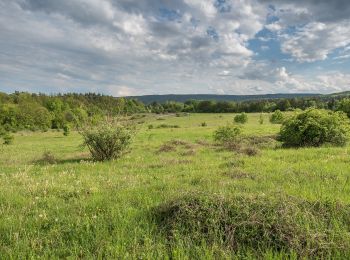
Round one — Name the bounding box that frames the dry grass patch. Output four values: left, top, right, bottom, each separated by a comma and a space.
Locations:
154, 194, 350, 258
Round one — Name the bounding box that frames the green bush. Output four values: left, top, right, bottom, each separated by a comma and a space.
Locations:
270, 110, 284, 124
201, 122, 207, 127
3, 133, 14, 145
213, 125, 241, 143
63, 125, 70, 136
80, 121, 134, 161
279, 108, 350, 147
259, 113, 264, 124
234, 113, 248, 124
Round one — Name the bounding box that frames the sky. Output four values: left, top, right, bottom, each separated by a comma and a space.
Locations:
0, 0, 350, 96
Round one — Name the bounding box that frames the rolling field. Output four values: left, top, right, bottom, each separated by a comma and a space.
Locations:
1, 113, 350, 258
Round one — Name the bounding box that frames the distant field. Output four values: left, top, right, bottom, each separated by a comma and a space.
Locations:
1, 113, 350, 258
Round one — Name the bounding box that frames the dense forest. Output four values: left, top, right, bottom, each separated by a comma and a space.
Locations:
0, 92, 145, 132
1, 91, 350, 133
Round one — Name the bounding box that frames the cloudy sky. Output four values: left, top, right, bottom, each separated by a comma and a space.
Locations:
1, 0, 350, 96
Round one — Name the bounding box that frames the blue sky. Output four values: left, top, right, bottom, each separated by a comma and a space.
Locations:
0, 0, 350, 96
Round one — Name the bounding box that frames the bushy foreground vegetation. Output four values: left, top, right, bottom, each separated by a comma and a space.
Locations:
155, 194, 350, 258
1, 112, 350, 258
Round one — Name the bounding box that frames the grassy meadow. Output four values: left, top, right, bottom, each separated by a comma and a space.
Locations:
1, 113, 350, 258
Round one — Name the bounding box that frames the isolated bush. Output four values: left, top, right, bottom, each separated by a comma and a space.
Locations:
279, 108, 350, 147
2, 133, 14, 145
80, 121, 134, 161
37, 151, 57, 165
234, 113, 248, 124
270, 110, 284, 124
213, 125, 241, 143
63, 125, 70, 136
154, 194, 350, 258
259, 113, 264, 124
148, 124, 154, 129
201, 122, 207, 127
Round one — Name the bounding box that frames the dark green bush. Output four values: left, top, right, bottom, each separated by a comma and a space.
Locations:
270, 110, 284, 124
2, 133, 14, 145
63, 125, 70, 136
279, 108, 350, 147
234, 113, 248, 124
213, 125, 241, 143
80, 121, 134, 161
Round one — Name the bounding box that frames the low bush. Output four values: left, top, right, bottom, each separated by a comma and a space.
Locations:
37, 151, 56, 165
279, 108, 350, 147
2, 133, 14, 145
234, 113, 248, 124
63, 125, 70, 136
213, 125, 241, 144
157, 124, 180, 129
259, 113, 264, 124
270, 110, 284, 124
80, 121, 134, 161
154, 194, 350, 258
201, 122, 207, 127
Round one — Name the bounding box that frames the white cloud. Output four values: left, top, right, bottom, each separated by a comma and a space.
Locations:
265, 22, 282, 32
281, 21, 350, 62
107, 86, 140, 97
1, 0, 350, 95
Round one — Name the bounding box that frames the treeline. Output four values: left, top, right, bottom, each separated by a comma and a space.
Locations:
0, 92, 145, 132
2, 91, 350, 133
147, 96, 350, 114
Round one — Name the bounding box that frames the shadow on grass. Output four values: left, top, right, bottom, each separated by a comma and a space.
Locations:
33, 152, 92, 166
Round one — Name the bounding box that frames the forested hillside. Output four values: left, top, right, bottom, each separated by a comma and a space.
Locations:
0, 92, 145, 132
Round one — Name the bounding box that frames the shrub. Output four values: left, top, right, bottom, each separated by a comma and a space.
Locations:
157, 124, 180, 129
213, 125, 241, 143
63, 125, 70, 136
259, 113, 264, 124
279, 108, 350, 147
3, 133, 14, 145
80, 121, 134, 161
234, 113, 248, 124
270, 110, 284, 124
201, 122, 207, 127
148, 124, 154, 129
37, 151, 57, 164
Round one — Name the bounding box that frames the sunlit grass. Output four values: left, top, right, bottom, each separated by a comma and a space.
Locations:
0, 113, 350, 258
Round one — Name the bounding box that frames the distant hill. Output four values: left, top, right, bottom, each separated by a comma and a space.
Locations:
327, 91, 350, 98
126, 93, 321, 104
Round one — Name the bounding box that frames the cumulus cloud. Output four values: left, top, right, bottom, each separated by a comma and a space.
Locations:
0, 0, 350, 95
281, 21, 350, 62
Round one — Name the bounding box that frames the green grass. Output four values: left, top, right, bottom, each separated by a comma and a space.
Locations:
1, 113, 350, 258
